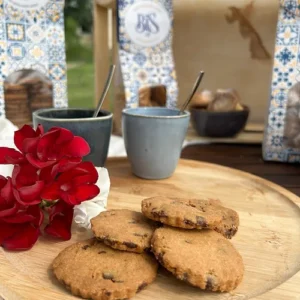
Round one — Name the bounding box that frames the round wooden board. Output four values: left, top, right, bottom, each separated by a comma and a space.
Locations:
1, 158, 300, 300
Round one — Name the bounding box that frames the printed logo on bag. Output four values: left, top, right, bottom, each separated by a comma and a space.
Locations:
124, 1, 171, 48
6, 0, 49, 10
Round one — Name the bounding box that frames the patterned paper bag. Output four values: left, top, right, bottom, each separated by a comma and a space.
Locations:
263, 0, 300, 162
0, 0, 67, 128
117, 0, 178, 104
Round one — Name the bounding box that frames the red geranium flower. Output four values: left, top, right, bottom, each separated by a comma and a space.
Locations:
0, 176, 43, 250
41, 162, 100, 206
0, 125, 43, 164
44, 201, 74, 240
0, 125, 90, 169
26, 127, 90, 169
0, 176, 18, 218
0, 125, 100, 251
12, 164, 44, 206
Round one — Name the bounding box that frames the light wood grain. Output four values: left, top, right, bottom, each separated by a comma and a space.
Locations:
1, 158, 300, 300
93, 2, 110, 111
95, 0, 115, 9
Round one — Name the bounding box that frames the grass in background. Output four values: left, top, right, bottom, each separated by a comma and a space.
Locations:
67, 63, 94, 108
65, 15, 95, 109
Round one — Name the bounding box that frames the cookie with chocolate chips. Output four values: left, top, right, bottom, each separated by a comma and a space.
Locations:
91, 209, 158, 253
142, 197, 239, 238
151, 227, 244, 292
52, 239, 158, 300
214, 206, 240, 239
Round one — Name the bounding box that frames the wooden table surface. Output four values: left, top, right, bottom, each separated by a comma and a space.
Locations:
1, 145, 300, 300
181, 144, 300, 196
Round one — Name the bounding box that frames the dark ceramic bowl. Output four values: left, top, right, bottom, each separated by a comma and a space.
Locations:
32, 108, 113, 167
190, 106, 250, 137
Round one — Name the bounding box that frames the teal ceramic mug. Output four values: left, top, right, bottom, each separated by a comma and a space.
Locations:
122, 107, 190, 179
32, 108, 113, 167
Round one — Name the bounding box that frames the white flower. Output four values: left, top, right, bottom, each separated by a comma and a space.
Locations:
73, 167, 110, 229
0, 118, 18, 177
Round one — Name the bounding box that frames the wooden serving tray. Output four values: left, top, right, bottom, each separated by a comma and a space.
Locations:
1, 158, 300, 300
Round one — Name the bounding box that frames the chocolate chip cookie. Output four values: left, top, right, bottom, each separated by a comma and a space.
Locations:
91, 209, 158, 253
52, 239, 158, 300
214, 206, 239, 239
142, 197, 239, 238
151, 227, 244, 292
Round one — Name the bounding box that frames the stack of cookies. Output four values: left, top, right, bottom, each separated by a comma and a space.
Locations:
52, 197, 244, 300
142, 197, 244, 292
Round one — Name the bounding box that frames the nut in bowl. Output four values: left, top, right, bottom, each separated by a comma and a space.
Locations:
190, 89, 250, 137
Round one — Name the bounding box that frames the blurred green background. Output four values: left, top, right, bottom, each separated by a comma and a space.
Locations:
64, 0, 94, 109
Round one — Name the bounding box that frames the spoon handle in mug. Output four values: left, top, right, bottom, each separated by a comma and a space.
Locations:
180, 71, 205, 114
93, 65, 116, 118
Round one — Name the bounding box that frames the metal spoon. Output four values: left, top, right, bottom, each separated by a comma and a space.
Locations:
93, 65, 116, 118
180, 71, 205, 114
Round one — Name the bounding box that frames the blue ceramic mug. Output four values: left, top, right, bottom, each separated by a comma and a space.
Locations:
122, 107, 190, 179
32, 108, 113, 167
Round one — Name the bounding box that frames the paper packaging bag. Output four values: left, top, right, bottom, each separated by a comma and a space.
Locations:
263, 1, 300, 163
114, 0, 178, 135
0, 0, 68, 128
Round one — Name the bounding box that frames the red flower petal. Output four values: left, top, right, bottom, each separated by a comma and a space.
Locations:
14, 125, 36, 152
18, 181, 44, 202
0, 222, 20, 244
26, 153, 55, 169
57, 161, 97, 184
11, 165, 20, 186
44, 202, 73, 240
2, 224, 40, 251
0, 201, 19, 218
36, 129, 60, 161
57, 169, 85, 184
76, 162, 98, 180
0, 176, 6, 189
36, 125, 44, 136
2, 212, 36, 224
13, 189, 41, 206
1, 177, 14, 203
73, 184, 100, 202
44, 218, 72, 240
12, 164, 38, 189
46, 201, 69, 222
2, 205, 44, 225
51, 157, 82, 178
27, 205, 44, 227
63, 136, 90, 157
73, 174, 97, 186
39, 165, 54, 183
60, 192, 79, 205
4, 155, 26, 165
0, 148, 24, 164
49, 127, 73, 145
22, 137, 39, 154
41, 182, 60, 200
